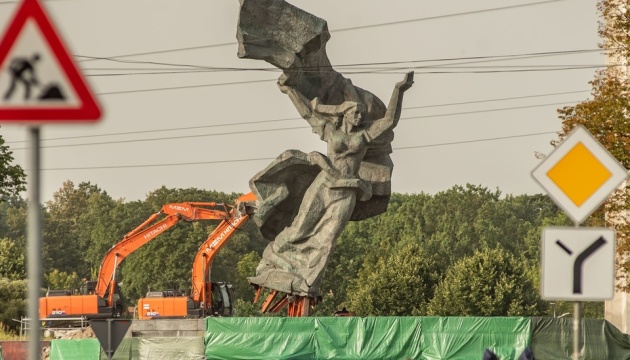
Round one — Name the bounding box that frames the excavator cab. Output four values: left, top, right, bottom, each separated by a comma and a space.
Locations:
79, 280, 97, 295
100, 282, 124, 318
209, 282, 234, 317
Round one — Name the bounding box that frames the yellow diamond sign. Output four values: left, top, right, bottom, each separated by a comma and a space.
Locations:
547, 142, 612, 207
532, 125, 628, 224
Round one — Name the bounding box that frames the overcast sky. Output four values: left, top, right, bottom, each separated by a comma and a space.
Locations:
0, 0, 604, 203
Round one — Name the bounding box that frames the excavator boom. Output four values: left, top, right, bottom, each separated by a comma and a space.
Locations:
138, 192, 257, 320
40, 200, 235, 322
94, 203, 231, 298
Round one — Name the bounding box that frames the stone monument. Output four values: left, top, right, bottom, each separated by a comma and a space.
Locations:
235, 0, 414, 312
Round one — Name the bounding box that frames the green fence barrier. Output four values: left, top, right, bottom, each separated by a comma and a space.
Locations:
50, 337, 203, 360
50, 339, 100, 360
420, 317, 530, 360
204, 317, 529, 359
531, 317, 630, 360
46, 317, 630, 360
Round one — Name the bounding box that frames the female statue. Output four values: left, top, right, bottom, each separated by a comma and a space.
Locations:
248, 71, 414, 297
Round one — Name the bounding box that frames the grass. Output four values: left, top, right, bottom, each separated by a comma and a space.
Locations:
0, 327, 20, 340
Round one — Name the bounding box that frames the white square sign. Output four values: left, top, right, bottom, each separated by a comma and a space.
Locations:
541, 227, 615, 301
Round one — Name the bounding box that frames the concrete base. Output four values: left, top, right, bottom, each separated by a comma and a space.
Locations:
129, 319, 206, 337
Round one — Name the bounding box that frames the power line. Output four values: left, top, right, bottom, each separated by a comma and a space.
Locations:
36, 130, 558, 171
97, 78, 274, 96
77, 48, 603, 71
93, 62, 601, 96
82, 64, 608, 77
7, 100, 581, 151
3, 89, 590, 144
74, 0, 570, 62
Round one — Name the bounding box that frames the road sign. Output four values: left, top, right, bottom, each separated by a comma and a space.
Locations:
541, 227, 615, 301
532, 125, 628, 224
0, 0, 101, 122
90, 319, 131, 360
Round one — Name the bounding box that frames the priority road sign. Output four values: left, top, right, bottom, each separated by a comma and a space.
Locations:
532, 125, 628, 224
0, 0, 101, 122
541, 227, 615, 301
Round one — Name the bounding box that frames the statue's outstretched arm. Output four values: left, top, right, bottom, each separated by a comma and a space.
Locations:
278, 80, 329, 131
365, 71, 414, 140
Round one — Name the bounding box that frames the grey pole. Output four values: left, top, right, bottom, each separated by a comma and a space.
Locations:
26, 127, 41, 360
573, 302, 582, 360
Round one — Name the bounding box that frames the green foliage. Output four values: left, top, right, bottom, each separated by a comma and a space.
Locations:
427, 247, 546, 316
43, 181, 118, 277
0, 196, 27, 241
233, 298, 262, 317
347, 239, 440, 316
0, 133, 26, 199
553, 0, 630, 289
545, 301, 604, 319
44, 269, 82, 291
0, 278, 27, 333
235, 250, 263, 301
0, 180, 578, 321
0, 238, 25, 280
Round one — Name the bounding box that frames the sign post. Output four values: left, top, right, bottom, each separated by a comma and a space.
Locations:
0, 0, 101, 359
532, 125, 628, 360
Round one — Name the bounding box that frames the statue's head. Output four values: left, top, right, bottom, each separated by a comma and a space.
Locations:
341, 102, 366, 127
314, 100, 366, 127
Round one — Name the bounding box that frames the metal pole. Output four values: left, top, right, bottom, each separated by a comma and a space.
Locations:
573, 302, 582, 360
26, 127, 41, 360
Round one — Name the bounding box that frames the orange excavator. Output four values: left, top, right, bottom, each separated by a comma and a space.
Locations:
137, 192, 256, 319
39, 195, 254, 322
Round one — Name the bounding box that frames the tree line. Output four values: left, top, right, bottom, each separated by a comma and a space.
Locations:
0, 180, 605, 332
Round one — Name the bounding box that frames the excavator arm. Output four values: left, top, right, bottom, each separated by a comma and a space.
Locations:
190, 214, 249, 307
191, 192, 257, 311
94, 202, 233, 305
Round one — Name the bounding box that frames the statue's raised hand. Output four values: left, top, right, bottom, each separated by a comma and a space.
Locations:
276, 74, 294, 94
396, 71, 414, 92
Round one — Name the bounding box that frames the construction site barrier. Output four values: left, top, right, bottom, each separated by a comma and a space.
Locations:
45, 316, 630, 360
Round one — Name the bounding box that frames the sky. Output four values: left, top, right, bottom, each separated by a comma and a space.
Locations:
0, 0, 604, 203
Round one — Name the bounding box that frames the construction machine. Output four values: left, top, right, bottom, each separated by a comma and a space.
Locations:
137, 192, 256, 319
39, 198, 246, 322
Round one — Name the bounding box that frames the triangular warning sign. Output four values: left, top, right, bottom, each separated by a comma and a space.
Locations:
0, 0, 101, 122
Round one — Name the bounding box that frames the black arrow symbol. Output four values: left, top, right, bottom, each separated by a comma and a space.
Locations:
557, 236, 607, 294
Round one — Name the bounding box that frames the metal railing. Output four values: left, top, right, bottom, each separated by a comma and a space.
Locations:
13, 317, 88, 340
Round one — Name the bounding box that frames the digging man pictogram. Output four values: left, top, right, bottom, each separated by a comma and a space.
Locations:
4, 53, 41, 100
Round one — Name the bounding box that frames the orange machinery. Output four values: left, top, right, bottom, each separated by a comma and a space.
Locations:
39, 198, 245, 321
137, 192, 256, 319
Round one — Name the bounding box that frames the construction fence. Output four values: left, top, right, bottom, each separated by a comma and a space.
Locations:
45, 317, 630, 360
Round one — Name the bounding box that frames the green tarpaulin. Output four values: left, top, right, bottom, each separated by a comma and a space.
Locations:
420, 317, 530, 360
531, 317, 630, 360
49, 337, 204, 360
46, 317, 630, 360
50, 338, 101, 360
204, 317, 529, 360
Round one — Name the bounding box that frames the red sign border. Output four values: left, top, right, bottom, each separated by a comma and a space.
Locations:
0, 0, 101, 122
